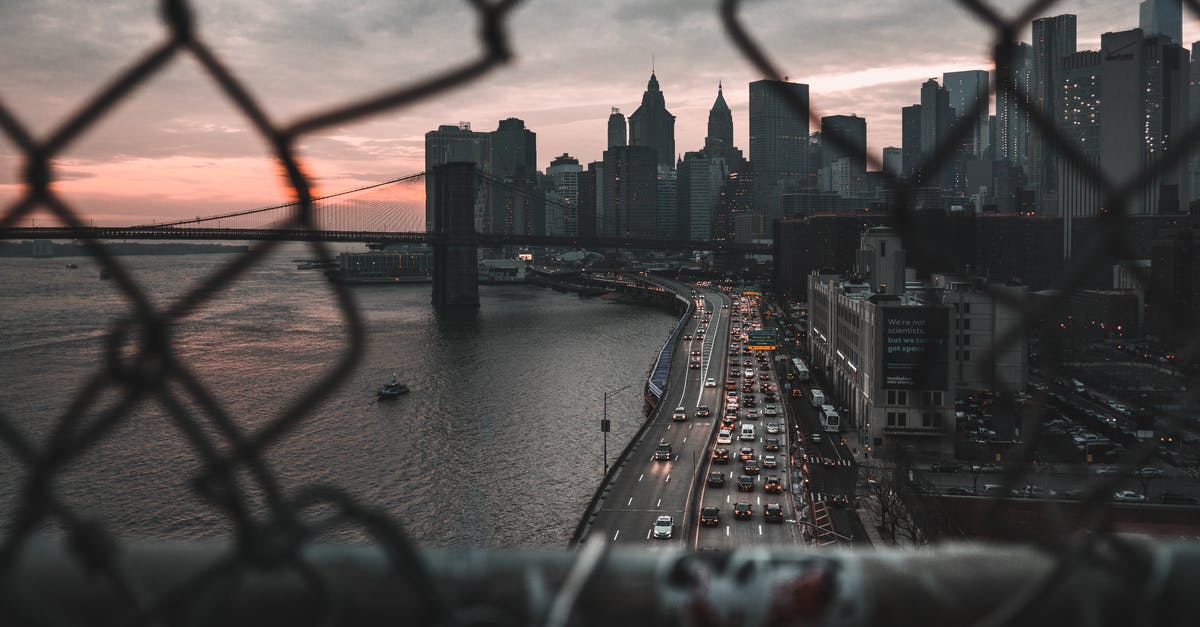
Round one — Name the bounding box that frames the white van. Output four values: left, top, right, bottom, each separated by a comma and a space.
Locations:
810, 389, 826, 408
740, 424, 756, 441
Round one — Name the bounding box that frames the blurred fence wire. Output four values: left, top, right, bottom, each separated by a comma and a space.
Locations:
0, 0, 1198, 625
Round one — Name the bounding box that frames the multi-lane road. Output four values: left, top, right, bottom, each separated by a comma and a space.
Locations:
583, 286, 804, 548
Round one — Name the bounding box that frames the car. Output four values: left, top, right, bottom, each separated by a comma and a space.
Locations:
705, 378, 716, 388
765, 423, 781, 434
763, 393, 778, 403
696, 405, 712, 418
654, 443, 672, 461
1093, 465, 1122, 475
745, 409, 759, 420
826, 494, 850, 508
743, 369, 755, 378
1113, 490, 1147, 503
743, 459, 761, 474
689, 360, 701, 369
699, 506, 721, 526
734, 502, 753, 519
672, 407, 687, 421
810, 432, 822, 443
743, 397, 757, 408
707, 472, 726, 488
930, 462, 960, 473
764, 475, 783, 493
712, 448, 730, 464
691, 349, 701, 357
762, 454, 778, 468
736, 475, 755, 491
726, 390, 738, 400
653, 515, 674, 539
763, 405, 778, 417
721, 415, 737, 429
763, 503, 784, 522
1136, 467, 1164, 479
738, 447, 755, 461
764, 438, 780, 452
717, 429, 733, 445
682, 334, 691, 340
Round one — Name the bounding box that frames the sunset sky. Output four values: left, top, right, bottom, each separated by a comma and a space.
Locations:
1, 0, 1197, 226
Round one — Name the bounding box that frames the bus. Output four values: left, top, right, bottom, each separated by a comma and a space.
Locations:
791, 358, 810, 382
820, 404, 841, 433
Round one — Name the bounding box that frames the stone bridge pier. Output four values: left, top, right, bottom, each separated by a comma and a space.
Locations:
430, 162, 479, 307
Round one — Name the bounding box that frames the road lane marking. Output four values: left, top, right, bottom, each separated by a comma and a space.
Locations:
665, 474, 671, 483
656, 498, 661, 508
726, 495, 730, 503
682, 437, 687, 443
758, 525, 763, 536
757, 496, 761, 505
646, 528, 651, 539
627, 497, 633, 506
613, 530, 620, 541
638, 474, 644, 482
725, 526, 730, 536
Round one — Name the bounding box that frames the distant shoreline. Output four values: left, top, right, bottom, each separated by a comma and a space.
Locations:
2, 241, 250, 257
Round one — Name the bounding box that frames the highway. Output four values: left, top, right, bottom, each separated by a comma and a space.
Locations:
583, 285, 804, 548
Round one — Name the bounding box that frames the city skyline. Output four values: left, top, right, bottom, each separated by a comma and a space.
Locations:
1, 0, 1198, 224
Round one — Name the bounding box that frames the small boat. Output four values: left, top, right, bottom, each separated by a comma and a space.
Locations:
377, 373, 409, 399
65, 263, 78, 269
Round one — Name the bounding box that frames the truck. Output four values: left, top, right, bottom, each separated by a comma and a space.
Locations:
810, 389, 826, 408
820, 404, 841, 433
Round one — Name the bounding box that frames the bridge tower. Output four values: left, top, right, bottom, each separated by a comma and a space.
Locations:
430, 162, 480, 307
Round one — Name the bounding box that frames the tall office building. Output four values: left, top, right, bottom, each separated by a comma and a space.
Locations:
1056, 51, 1102, 254
678, 151, 729, 240
1190, 42, 1200, 202
602, 145, 658, 238
997, 42, 1032, 171
490, 118, 536, 179
1099, 28, 1191, 216
901, 104, 923, 181
943, 70, 990, 158
547, 153, 582, 236
1140, 0, 1183, 45
1031, 14, 1078, 212
607, 108, 627, 149
628, 73, 676, 169
706, 82, 734, 153
820, 115, 867, 195
920, 79, 953, 188
749, 79, 809, 219
425, 122, 491, 231
577, 166, 598, 239
487, 118, 538, 235
882, 147, 903, 177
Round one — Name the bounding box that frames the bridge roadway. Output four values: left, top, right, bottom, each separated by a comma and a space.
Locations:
0, 227, 773, 254
583, 283, 801, 549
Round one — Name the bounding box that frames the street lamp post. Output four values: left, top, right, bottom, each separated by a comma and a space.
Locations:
602, 383, 637, 476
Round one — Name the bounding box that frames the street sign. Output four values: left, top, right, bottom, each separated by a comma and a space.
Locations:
748, 329, 776, 351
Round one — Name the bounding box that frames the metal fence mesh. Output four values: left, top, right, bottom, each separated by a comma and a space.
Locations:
0, 0, 1197, 625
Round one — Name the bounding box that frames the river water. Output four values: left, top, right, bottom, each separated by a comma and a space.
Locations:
0, 248, 677, 547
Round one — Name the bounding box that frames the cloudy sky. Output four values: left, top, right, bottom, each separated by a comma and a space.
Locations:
1, 0, 1197, 225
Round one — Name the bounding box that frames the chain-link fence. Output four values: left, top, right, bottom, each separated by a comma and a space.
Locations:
1, 0, 1199, 624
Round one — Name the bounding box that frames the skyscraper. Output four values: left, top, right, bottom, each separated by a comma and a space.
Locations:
901, 104, 923, 181
997, 42, 1032, 172
1056, 50, 1102, 254
882, 147, 903, 177
488, 118, 538, 235
706, 82, 734, 153
602, 145, 658, 238
820, 115, 867, 195
749, 79, 809, 218
1031, 14, 1078, 212
920, 79, 952, 188
1099, 28, 1190, 215
678, 150, 729, 240
547, 153, 582, 236
1140, 0, 1183, 45
628, 73, 676, 169
607, 108, 627, 149
942, 70, 990, 157
425, 122, 491, 231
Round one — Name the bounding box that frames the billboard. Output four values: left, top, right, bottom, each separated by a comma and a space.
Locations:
880, 307, 949, 390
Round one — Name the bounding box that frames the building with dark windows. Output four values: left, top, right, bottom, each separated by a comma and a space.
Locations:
678, 151, 728, 241
943, 70, 991, 158
820, 115, 867, 196
607, 108, 626, 149
1098, 28, 1190, 216
706, 82, 733, 154
1056, 50, 1102, 254
997, 42, 1032, 173
577, 165, 599, 239
1031, 14, 1078, 213
901, 104, 923, 181
487, 118, 539, 235
546, 154, 582, 236
1140, 0, 1183, 45
628, 73, 676, 169
920, 79, 953, 189
749, 79, 809, 220
601, 145, 658, 238
424, 122, 491, 231
1151, 227, 1200, 343
883, 147, 902, 177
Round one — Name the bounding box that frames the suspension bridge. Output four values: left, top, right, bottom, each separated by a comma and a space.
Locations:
3, 163, 772, 305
